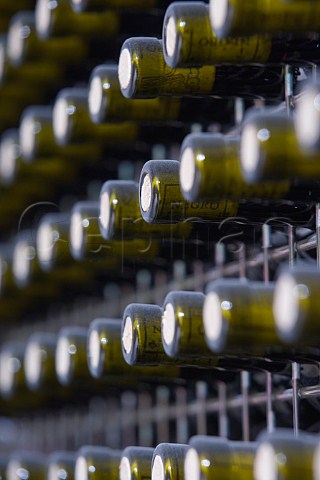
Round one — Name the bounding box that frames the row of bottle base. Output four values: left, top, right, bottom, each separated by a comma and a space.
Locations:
1, 430, 320, 480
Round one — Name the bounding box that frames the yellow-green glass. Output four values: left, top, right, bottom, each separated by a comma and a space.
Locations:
163, 1, 271, 67
180, 133, 290, 201
120, 447, 154, 480
140, 160, 239, 223
211, 0, 320, 37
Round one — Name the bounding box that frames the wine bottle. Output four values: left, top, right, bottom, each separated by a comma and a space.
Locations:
70, 201, 120, 265
7, 11, 89, 67
19, 105, 99, 164
163, 290, 286, 373
18, 106, 134, 180
203, 278, 281, 354
6, 7, 129, 88
240, 109, 320, 183
70, 201, 158, 262
179, 133, 295, 202
38, 208, 157, 295
6, 452, 47, 480
88, 317, 142, 378
273, 266, 320, 345
209, 0, 320, 39
161, 291, 214, 359
139, 159, 316, 227
185, 435, 256, 480
139, 160, 239, 224
254, 429, 318, 480
5, 12, 88, 104
18, 106, 70, 177
36, 0, 120, 39
121, 303, 184, 366
55, 326, 90, 386
294, 81, 320, 152
24, 332, 57, 391
6, 15, 63, 82
0, 340, 53, 409
12, 231, 60, 299
118, 37, 286, 100
48, 452, 77, 480
12, 231, 39, 289
122, 302, 243, 372
74, 446, 122, 480
0, 342, 26, 400
36, 0, 163, 40
87, 317, 177, 381
0, 34, 63, 91
0, 245, 24, 299
100, 178, 265, 253
0, 244, 59, 319
37, 211, 112, 297
36, 212, 72, 272
1, 51, 70, 113
0, 129, 79, 200
53, 87, 191, 147
88, 64, 177, 124
99, 180, 193, 241
163, 1, 320, 68
53, 87, 140, 146
88, 63, 236, 125
151, 443, 188, 480
120, 446, 154, 480
0, 129, 21, 187
163, 1, 270, 68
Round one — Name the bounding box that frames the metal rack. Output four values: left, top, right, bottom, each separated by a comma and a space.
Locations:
1, 213, 320, 452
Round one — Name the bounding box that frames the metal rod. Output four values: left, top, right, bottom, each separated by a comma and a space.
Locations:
238, 243, 246, 280
285, 65, 294, 114
196, 381, 208, 436
155, 386, 170, 443
218, 381, 228, 438
288, 225, 296, 268
266, 371, 275, 432
312, 63, 319, 82
292, 362, 301, 436
299, 384, 320, 398
241, 371, 250, 441
235, 97, 246, 126
175, 387, 188, 444
2, 233, 316, 344
215, 242, 226, 278
262, 224, 271, 284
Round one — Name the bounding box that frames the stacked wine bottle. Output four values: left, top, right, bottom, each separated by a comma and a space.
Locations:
0, 0, 320, 478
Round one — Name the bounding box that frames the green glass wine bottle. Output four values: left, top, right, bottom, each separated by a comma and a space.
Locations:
240, 109, 320, 183
209, 0, 320, 39
151, 443, 189, 480
120, 446, 154, 480
273, 266, 320, 345
118, 37, 285, 100
185, 435, 256, 480
88, 63, 235, 125
48, 451, 77, 480
254, 429, 318, 480
74, 446, 122, 480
